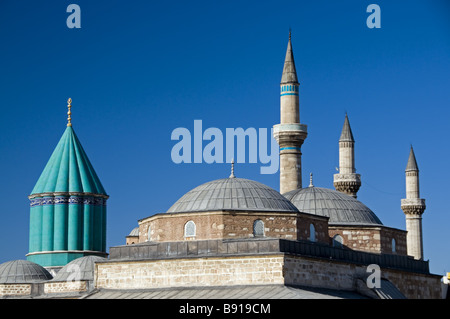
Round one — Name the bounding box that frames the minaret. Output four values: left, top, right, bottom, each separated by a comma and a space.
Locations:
401, 146, 426, 260
273, 31, 308, 194
333, 114, 361, 198
27, 99, 109, 268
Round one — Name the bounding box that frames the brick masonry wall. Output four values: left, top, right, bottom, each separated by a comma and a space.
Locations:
380, 227, 407, 255
138, 211, 329, 244
0, 284, 31, 297
329, 226, 407, 255
95, 255, 285, 290
297, 215, 329, 243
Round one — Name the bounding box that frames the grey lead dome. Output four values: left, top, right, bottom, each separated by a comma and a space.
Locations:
53, 256, 107, 282
167, 178, 299, 213
283, 186, 383, 226
0, 260, 53, 283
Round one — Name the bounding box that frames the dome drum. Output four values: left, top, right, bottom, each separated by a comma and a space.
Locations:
137, 209, 330, 244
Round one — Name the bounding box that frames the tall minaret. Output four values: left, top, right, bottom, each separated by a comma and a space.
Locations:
273, 31, 308, 194
401, 146, 426, 260
333, 114, 361, 198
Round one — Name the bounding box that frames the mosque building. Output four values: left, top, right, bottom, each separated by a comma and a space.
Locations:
0, 34, 445, 299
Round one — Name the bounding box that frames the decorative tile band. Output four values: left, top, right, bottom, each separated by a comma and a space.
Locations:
280, 93, 299, 96
280, 147, 302, 151
30, 196, 107, 207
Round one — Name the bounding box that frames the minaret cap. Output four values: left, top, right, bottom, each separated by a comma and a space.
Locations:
339, 113, 354, 142
406, 145, 419, 172
281, 30, 298, 84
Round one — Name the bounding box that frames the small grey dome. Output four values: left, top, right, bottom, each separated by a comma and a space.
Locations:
283, 187, 383, 226
0, 260, 53, 283
128, 227, 139, 237
53, 256, 106, 282
167, 178, 299, 213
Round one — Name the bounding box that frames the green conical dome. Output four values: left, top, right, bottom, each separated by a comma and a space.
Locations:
31, 126, 106, 196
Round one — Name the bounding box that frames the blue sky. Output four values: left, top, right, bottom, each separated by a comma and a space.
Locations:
0, 1, 449, 276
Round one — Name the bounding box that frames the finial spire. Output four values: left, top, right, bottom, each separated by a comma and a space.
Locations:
67, 98, 72, 127
229, 159, 235, 178
289, 28, 291, 41
309, 172, 314, 187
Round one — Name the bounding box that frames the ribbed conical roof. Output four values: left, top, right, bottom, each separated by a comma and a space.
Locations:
339, 114, 354, 142
405, 146, 419, 172
30, 126, 106, 195
280, 34, 298, 84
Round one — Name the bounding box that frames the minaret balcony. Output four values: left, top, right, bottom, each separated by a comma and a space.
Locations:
401, 198, 426, 215
273, 124, 307, 147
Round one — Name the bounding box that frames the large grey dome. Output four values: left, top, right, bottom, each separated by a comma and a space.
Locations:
167, 178, 299, 213
0, 260, 53, 283
283, 186, 383, 226
53, 256, 107, 282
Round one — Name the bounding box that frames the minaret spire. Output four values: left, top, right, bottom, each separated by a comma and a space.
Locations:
334, 113, 361, 198
281, 30, 298, 85
274, 31, 308, 193
401, 146, 426, 260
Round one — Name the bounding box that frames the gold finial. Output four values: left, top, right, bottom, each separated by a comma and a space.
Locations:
67, 98, 72, 127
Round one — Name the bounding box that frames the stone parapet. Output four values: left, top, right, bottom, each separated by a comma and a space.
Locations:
107, 238, 430, 275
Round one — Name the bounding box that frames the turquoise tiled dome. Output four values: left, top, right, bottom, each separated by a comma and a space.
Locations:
28, 123, 108, 268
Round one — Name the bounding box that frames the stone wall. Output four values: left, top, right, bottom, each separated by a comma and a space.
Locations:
95, 255, 285, 290
283, 255, 441, 299
137, 211, 329, 244
94, 252, 442, 299
44, 281, 87, 294
0, 284, 31, 297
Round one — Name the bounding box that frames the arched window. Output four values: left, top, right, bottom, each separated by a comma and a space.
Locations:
309, 224, 316, 242
392, 238, 396, 253
332, 235, 344, 248
253, 219, 264, 237
184, 220, 196, 238
147, 226, 151, 242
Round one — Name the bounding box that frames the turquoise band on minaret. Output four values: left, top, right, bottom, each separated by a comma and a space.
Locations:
27, 99, 109, 267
